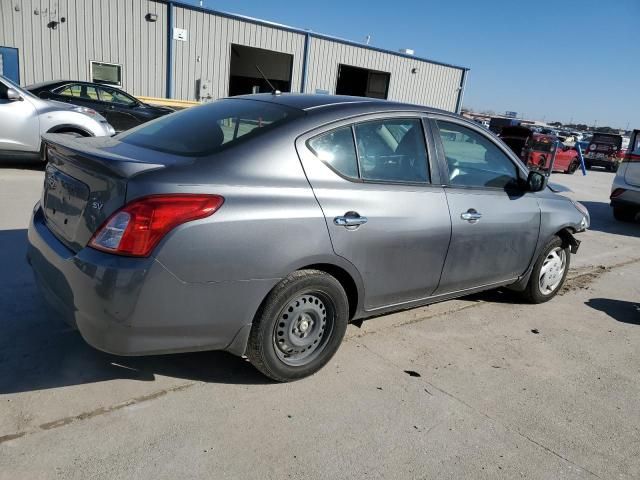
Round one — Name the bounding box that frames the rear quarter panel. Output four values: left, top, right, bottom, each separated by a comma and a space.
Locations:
126, 128, 344, 285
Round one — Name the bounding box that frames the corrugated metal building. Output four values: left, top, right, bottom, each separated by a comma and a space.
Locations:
0, 0, 469, 111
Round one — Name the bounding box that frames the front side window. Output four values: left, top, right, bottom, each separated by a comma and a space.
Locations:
354, 119, 429, 182
97, 87, 136, 106
120, 98, 300, 156
307, 127, 359, 178
436, 120, 518, 189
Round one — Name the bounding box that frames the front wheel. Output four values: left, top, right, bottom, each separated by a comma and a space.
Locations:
521, 236, 570, 304
567, 159, 579, 174
246, 270, 349, 382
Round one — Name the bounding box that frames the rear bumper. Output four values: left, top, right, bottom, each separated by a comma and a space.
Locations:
27, 206, 276, 356
610, 188, 640, 209
584, 155, 617, 167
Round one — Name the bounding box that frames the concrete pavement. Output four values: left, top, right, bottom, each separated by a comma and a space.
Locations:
1, 164, 638, 479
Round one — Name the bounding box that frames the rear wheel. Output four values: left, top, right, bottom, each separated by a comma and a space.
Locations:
567, 159, 578, 174
246, 270, 349, 382
613, 206, 636, 222
608, 163, 619, 173
521, 236, 570, 304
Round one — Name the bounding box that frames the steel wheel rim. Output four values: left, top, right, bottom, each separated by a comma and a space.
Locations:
538, 247, 566, 295
273, 291, 335, 366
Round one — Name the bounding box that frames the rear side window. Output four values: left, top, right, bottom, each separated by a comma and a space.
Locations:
308, 118, 429, 183
120, 99, 301, 156
308, 127, 359, 178
355, 119, 429, 182
57, 84, 99, 100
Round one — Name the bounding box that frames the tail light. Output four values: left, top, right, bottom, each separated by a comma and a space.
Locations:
610, 188, 626, 199
89, 194, 224, 257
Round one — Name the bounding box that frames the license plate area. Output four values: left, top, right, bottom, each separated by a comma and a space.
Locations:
43, 164, 90, 242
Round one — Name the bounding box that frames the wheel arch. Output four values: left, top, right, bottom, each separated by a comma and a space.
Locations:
302, 263, 360, 321
46, 124, 93, 137
225, 259, 364, 358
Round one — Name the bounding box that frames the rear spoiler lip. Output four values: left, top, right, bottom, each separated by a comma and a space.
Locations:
42, 133, 166, 179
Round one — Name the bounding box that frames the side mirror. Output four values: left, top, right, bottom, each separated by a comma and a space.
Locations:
526, 170, 547, 192
6, 88, 23, 102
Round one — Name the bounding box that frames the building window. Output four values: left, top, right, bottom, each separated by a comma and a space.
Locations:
90, 61, 122, 86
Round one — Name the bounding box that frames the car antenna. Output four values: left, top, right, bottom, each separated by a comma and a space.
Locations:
255, 64, 280, 95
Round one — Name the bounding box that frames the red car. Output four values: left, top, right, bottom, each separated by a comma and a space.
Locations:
500, 127, 580, 174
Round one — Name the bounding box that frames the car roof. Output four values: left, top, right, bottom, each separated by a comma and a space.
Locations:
26, 80, 123, 90
231, 93, 453, 116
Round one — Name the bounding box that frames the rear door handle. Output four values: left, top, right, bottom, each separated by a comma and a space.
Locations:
461, 209, 482, 223
334, 212, 368, 227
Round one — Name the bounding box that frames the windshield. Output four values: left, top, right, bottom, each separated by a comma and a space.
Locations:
0, 75, 37, 99
119, 98, 302, 156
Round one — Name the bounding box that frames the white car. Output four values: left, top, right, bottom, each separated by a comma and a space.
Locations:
611, 129, 640, 221
0, 75, 115, 161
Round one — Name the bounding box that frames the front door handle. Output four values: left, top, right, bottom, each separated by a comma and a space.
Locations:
461, 209, 482, 223
334, 212, 368, 227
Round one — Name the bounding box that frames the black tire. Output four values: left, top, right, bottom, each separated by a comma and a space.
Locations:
567, 160, 578, 174
246, 269, 349, 382
609, 163, 619, 173
613, 206, 636, 222
585, 162, 592, 170
521, 236, 570, 304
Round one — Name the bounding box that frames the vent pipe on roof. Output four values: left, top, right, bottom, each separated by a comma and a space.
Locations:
399, 48, 414, 55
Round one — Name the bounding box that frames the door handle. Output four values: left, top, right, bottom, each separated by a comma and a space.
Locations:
460, 209, 482, 223
334, 212, 368, 227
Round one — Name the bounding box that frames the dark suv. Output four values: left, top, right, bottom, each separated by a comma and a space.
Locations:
584, 133, 623, 171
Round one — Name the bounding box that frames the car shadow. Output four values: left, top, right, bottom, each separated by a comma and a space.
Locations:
578, 201, 639, 237
0, 228, 271, 395
464, 288, 523, 304
585, 298, 640, 326
0, 159, 46, 171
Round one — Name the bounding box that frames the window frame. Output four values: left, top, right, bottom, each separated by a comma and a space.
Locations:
427, 115, 529, 191
90, 60, 123, 87
304, 113, 438, 186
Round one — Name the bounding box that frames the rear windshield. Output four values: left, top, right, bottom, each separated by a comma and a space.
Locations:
591, 134, 622, 147
119, 98, 302, 156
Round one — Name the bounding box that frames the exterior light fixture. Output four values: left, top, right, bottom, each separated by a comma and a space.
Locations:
145, 13, 158, 22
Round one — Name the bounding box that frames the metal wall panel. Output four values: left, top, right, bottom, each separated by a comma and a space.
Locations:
172, 6, 306, 101
0, 0, 167, 96
1, 0, 465, 108
306, 37, 464, 112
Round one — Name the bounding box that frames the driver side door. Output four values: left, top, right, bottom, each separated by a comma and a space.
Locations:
431, 118, 541, 294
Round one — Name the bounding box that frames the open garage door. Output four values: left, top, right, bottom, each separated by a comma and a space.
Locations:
335, 64, 390, 99
229, 44, 293, 96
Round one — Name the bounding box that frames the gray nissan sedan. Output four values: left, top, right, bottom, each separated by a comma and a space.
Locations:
27, 94, 590, 381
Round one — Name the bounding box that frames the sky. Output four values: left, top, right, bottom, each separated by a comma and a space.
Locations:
183, 0, 639, 129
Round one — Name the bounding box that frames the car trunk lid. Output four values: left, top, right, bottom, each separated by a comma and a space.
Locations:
41, 134, 168, 252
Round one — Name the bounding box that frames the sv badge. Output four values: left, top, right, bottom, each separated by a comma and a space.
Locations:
91, 201, 104, 212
